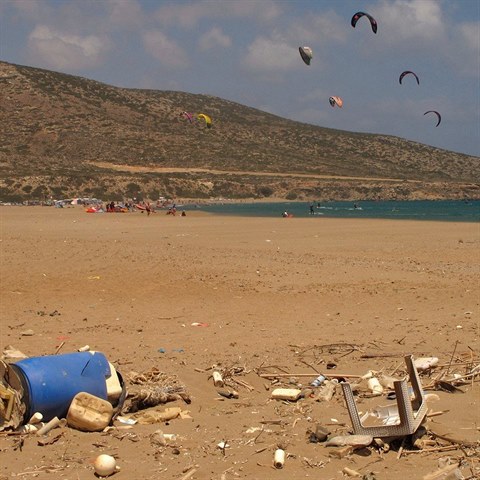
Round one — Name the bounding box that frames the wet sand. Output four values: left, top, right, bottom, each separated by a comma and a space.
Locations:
1, 206, 478, 479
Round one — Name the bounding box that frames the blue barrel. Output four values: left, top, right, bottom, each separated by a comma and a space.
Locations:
13, 352, 111, 422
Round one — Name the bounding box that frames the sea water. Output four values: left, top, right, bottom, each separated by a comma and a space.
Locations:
187, 200, 479, 222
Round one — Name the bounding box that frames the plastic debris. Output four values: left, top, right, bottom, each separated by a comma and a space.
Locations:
325, 435, 373, 447
271, 388, 302, 401
274, 448, 285, 468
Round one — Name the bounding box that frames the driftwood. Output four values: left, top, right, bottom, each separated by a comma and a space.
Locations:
403, 445, 463, 455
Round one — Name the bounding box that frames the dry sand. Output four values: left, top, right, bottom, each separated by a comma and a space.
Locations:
0, 206, 478, 479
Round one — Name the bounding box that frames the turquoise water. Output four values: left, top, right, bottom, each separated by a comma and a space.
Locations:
186, 200, 480, 222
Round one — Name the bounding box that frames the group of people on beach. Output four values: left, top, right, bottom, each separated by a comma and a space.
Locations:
87, 198, 188, 216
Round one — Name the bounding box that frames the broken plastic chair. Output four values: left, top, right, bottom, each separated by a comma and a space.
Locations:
341, 355, 428, 438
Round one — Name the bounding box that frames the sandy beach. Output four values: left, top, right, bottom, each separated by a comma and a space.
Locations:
1, 206, 478, 479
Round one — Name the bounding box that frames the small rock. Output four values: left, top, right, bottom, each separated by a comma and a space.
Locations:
20, 329, 35, 336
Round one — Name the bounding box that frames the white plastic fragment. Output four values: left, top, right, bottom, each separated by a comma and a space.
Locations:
414, 357, 439, 371
212, 371, 224, 387
28, 412, 43, 424
271, 388, 301, 401
367, 377, 384, 395
274, 448, 285, 468
36, 416, 61, 436
326, 435, 373, 447
94, 454, 119, 477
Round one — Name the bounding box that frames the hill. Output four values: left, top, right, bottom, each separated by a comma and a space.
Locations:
0, 61, 478, 202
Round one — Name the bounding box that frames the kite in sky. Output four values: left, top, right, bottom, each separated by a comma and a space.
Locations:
423, 110, 441, 127
399, 71, 420, 85
329, 96, 343, 108
299, 46, 313, 65
351, 12, 378, 34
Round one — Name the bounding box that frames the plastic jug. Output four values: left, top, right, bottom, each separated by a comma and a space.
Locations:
67, 392, 113, 432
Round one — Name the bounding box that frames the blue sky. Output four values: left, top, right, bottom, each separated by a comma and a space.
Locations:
1, 0, 479, 156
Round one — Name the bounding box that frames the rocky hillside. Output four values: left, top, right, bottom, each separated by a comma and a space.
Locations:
0, 61, 478, 202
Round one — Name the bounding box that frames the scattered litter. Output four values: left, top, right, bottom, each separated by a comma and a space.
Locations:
315, 379, 338, 402
94, 454, 119, 477
28, 412, 43, 424
0, 351, 124, 430
310, 374, 326, 387
1, 346, 28, 361
115, 416, 137, 425
122, 367, 190, 413
361, 404, 400, 427
20, 329, 34, 336
343, 466, 362, 477
414, 357, 439, 371
378, 373, 400, 389
67, 392, 113, 432
367, 377, 383, 396
124, 406, 190, 424
308, 424, 330, 443
271, 388, 301, 401
325, 435, 373, 447
158, 348, 184, 354
191, 322, 209, 327
150, 429, 176, 447
212, 371, 224, 387
217, 388, 239, 399
274, 448, 285, 468
341, 355, 428, 438
36, 416, 62, 436
328, 446, 354, 459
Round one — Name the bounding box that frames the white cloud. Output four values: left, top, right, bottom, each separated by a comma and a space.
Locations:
142, 30, 189, 68
243, 36, 298, 71
240, 11, 345, 74
375, 0, 445, 41
154, 0, 282, 28
459, 22, 480, 51
453, 22, 480, 76
106, 0, 145, 29
226, 0, 281, 22
27, 25, 111, 70
198, 27, 231, 51
287, 10, 347, 45
10, 0, 52, 20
